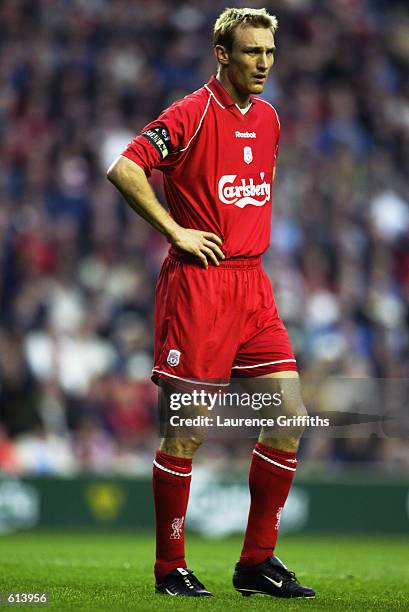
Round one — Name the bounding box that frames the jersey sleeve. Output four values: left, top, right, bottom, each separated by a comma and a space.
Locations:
273, 109, 280, 162
122, 92, 208, 177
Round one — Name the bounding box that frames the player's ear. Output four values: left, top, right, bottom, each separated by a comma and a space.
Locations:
214, 44, 230, 66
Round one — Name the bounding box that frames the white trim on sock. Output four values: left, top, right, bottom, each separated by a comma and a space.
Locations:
253, 449, 297, 472
153, 459, 192, 477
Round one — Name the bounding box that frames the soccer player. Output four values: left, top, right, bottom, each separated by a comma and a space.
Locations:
107, 7, 315, 599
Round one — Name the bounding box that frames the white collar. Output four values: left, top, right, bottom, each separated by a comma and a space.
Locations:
236, 103, 252, 115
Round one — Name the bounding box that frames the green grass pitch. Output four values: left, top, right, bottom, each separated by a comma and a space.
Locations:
0, 532, 408, 611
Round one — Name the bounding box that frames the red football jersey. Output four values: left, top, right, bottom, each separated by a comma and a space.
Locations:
122, 76, 280, 258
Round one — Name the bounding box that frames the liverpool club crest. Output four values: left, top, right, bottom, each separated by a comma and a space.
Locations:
167, 349, 181, 366
243, 146, 253, 164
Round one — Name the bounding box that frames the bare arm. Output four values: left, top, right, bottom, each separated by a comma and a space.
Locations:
106, 155, 224, 268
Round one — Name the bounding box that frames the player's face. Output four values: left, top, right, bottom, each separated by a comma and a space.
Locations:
226, 26, 275, 100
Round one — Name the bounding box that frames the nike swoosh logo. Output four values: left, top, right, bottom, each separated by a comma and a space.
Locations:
262, 574, 283, 588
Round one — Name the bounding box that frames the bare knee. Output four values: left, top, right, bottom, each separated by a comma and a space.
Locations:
259, 434, 300, 453
160, 436, 204, 458
259, 403, 308, 453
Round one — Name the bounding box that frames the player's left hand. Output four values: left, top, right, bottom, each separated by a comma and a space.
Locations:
169, 227, 225, 269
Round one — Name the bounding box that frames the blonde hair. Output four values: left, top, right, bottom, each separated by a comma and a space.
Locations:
213, 8, 278, 51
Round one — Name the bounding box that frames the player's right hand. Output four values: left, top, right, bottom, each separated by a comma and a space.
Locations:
170, 228, 225, 269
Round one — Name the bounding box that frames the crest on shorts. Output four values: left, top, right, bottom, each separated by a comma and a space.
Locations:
243, 146, 253, 164
167, 349, 181, 367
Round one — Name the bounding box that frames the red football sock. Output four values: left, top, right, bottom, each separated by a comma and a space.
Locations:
240, 442, 297, 566
153, 450, 192, 582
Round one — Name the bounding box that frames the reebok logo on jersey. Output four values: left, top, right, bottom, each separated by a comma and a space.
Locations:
235, 131, 256, 138
142, 127, 171, 159
218, 173, 271, 208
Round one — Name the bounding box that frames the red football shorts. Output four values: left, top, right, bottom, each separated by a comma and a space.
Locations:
152, 254, 297, 387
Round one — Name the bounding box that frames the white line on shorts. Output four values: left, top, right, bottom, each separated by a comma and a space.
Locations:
231, 359, 296, 370
152, 369, 230, 387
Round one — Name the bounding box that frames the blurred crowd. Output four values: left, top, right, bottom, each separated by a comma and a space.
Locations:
0, 0, 409, 475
